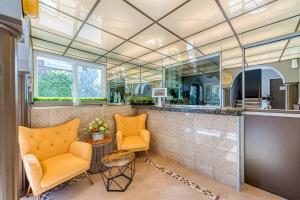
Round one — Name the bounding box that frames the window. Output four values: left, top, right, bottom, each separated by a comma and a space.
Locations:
34, 52, 106, 102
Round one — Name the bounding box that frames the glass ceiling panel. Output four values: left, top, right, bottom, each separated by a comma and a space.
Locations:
31, 4, 82, 39
112, 42, 151, 58
283, 46, 300, 59
86, 0, 153, 39
31, 27, 71, 46
222, 47, 242, 60
219, 0, 275, 19
245, 41, 286, 58
75, 24, 124, 51
171, 49, 202, 63
137, 52, 165, 63
65, 48, 99, 61
198, 41, 222, 56
106, 52, 132, 62
230, 0, 300, 33
32, 38, 67, 53
157, 40, 192, 56
239, 16, 300, 45
33, 46, 63, 55
159, 0, 225, 37
246, 58, 278, 66
130, 24, 178, 50
71, 41, 108, 55
222, 57, 242, 68
186, 22, 234, 47
246, 51, 282, 65
40, 0, 97, 20
127, 0, 186, 20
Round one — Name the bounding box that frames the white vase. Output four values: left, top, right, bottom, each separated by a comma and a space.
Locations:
92, 132, 104, 141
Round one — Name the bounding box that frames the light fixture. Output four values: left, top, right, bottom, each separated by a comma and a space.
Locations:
22, 0, 39, 18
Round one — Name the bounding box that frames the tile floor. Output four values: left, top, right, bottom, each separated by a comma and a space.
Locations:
21, 154, 284, 200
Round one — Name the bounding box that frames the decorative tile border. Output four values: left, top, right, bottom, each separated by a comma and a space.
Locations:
142, 158, 223, 200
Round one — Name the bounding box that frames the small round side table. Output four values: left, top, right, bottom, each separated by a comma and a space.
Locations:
86, 135, 113, 174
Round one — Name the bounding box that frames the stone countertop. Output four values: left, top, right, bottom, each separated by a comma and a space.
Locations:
132, 105, 243, 116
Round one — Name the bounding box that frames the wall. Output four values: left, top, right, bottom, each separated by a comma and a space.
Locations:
17, 18, 31, 72
261, 68, 280, 97
0, 0, 22, 20
224, 59, 300, 85
30, 105, 135, 140
137, 109, 241, 189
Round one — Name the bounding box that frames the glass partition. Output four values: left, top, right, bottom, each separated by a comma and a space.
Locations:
243, 33, 300, 110
165, 54, 221, 106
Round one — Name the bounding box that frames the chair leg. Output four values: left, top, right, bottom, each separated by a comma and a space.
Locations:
26, 185, 31, 197
84, 172, 93, 185
145, 150, 150, 159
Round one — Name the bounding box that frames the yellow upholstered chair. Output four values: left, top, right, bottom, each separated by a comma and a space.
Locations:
18, 119, 93, 200
114, 113, 150, 156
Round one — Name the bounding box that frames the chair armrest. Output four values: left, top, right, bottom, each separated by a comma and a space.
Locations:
140, 129, 150, 149
69, 141, 92, 162
23, 154, 43, 195
116, 130, 123, 150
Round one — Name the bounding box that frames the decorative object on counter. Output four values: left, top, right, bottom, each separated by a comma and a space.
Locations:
33, 97, 73, 107
86, 136, 113, 173
86, 118, 110, 141
152, 88, 167, 107
262, 96, 272, 109
78, 97, 107, 105
128, 96, 154, 105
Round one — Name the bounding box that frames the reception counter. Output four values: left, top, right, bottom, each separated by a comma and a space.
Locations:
243, 109, 300, 200
134, 105, 243, 190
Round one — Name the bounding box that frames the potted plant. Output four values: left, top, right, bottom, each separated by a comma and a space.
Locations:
128, 96, 154, 105
87, 118, 110, 141
78, 97, 107, 105
33, 97, 73, 107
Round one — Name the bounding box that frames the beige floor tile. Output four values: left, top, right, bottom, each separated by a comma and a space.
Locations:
21, 154, 284, 200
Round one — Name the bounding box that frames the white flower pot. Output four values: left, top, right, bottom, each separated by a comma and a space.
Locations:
92, 132, 104, 141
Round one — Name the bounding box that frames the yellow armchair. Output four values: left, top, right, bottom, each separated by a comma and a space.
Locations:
18, 119, 93, 200
114, 113, 150, 155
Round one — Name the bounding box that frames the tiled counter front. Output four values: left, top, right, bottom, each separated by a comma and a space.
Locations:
138, 109, 241, 190
30, 105, 135, 139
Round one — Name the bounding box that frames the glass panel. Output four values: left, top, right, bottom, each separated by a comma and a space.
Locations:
77, 66, 102, 98
165, 54, 221, 106
140, 67, 162, 96
244, 35, 300, 110
36, 55, 73, 97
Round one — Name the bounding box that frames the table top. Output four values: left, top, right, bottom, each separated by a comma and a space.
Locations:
101, 150, 135, 167
86, 135, 112, 146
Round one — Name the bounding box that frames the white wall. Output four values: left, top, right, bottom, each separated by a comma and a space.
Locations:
261, 68, 280, 97
0, 0, 22, 20
17, 18, 31, 72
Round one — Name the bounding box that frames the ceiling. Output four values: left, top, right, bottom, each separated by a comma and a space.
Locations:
30, 0, 300, 83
